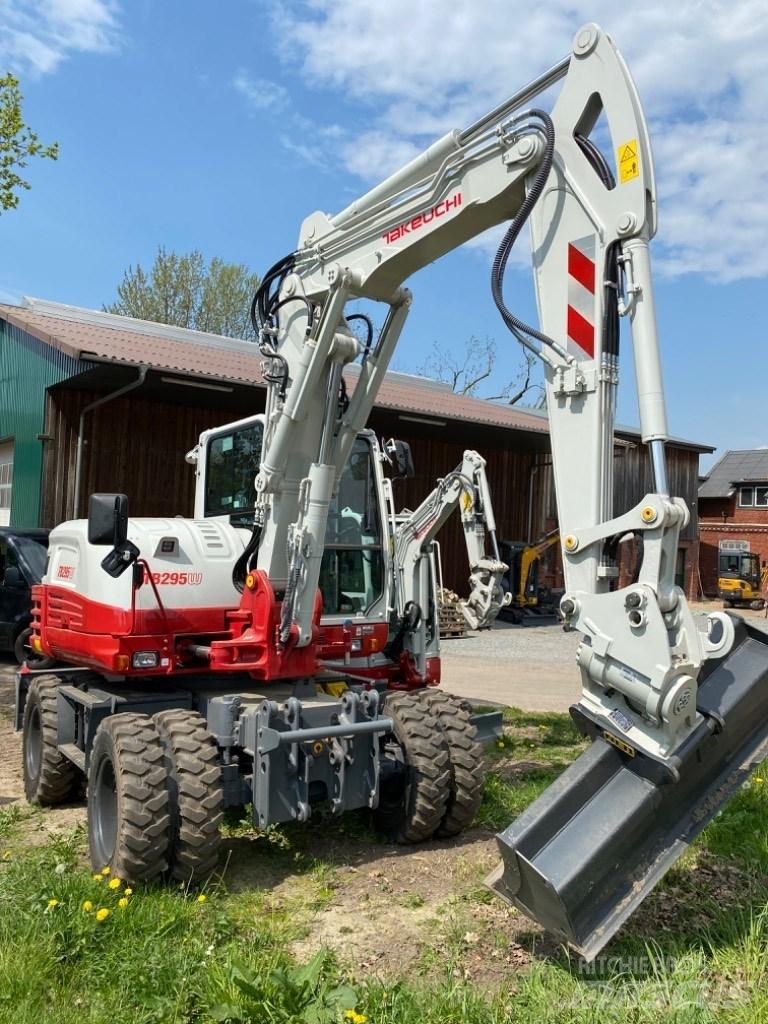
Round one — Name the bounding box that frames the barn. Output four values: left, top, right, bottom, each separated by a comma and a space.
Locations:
0, 297, 709, 598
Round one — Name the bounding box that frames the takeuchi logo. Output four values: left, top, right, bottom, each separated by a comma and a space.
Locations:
382, 192, 463, 244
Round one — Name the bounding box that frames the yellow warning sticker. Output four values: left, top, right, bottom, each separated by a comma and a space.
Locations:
604, 730, 636, 757
617, 138, 640, 184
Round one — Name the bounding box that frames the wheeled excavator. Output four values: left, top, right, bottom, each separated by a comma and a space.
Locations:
18, 23, 768, 961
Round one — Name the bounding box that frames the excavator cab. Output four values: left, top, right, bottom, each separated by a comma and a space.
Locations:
190, 416, 391, 622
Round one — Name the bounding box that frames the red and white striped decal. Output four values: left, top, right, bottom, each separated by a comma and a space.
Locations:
566, 236, 596, 358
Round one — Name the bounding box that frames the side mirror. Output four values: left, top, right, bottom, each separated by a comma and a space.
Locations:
88, 493, 129, 546
88, 493, 139, 579
385, 439, 415, 479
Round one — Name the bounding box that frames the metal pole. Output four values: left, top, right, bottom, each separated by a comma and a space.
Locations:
73, 365, 148, 518
649, 440, 669, 497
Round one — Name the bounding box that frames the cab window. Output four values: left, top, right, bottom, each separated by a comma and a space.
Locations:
205, 422, 264, 522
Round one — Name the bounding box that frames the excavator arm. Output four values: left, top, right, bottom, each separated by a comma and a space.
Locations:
390, 450, 508, 678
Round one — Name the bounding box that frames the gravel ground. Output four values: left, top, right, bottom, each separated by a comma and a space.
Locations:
442, 618, 580, 664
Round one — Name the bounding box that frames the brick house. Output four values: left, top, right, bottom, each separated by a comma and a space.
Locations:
698, 450, 768, 595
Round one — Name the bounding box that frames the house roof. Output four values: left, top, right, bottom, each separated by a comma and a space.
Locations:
0, 296, 711, 450
699, 449, 768, 498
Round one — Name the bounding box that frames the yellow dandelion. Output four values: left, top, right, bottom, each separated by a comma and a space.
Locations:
92, 874, 103, 882
754, 776, 764, 784
95, 908, 110, 922
197, 893, 208, 904
123, 887, 133, 896
47, 898, 59, 909
117, 897, 129, 909
108, 877, 122, 890
101, 867, 111, 876
354, 1015, 367, 1024
82, 900, 94, 912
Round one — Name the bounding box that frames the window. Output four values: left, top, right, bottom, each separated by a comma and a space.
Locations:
675, 548, 686, 590
204, 421, 264, 523
0, 441, 13, 527
319, 436, 385, 615
738, 486, 768, 508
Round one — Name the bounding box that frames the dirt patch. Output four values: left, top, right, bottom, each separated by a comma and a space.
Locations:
288, 832, 537, 983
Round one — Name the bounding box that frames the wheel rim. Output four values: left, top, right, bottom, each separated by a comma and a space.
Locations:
91, 756, 118, 868
25, 704, 42, 783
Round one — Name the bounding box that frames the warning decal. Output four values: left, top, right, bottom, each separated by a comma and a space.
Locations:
618, 138, 640, 183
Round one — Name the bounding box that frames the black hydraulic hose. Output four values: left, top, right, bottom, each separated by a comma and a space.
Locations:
384, 601, 422, 660
250, 252, 299, 400
490, 110, 560, 351
271, 294, 315, 332
346, 313, 374, 359
574, 133, 620, 360
232, 520, 263, 594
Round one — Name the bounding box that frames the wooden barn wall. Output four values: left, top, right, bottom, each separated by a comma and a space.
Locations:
41, 390, 255, 527
390, 436, 538, 594
41, 387, 703, 600
612, 443, 699, 541
529, 443, 700, 542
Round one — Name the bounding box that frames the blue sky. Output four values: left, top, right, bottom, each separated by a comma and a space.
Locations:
1, 1, 766, 469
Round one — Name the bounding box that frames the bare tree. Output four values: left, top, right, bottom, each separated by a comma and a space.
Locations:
416, 336, 543, 406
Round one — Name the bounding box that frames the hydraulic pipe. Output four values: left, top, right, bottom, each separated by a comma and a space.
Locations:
458, 56, 570, 143
624, 238, 669, 495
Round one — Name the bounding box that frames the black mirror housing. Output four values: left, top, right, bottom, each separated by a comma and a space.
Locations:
88, 493, 129, 547
385, 439, 415, 479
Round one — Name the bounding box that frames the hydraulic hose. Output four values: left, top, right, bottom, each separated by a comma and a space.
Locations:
490, 110, 559, 352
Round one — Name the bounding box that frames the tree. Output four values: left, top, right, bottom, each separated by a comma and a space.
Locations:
105, 248, 261, 339
0, 73, 59, 213
417, 336, 543, 406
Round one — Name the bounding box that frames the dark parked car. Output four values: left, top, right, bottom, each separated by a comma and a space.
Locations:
0, 527, 49, 663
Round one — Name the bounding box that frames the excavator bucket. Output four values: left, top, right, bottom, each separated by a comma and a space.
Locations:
487, 617, 768, 960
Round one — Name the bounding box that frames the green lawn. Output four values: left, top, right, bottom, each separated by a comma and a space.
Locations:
0, 708, 766, 1023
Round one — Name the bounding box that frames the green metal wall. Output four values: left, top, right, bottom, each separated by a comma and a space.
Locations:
0, 321, 83, 527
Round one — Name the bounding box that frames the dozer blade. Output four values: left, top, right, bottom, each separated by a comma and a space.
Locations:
487, 617, 768, 961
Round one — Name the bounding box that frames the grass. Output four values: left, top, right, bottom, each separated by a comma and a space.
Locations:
0, 709, 766, 1023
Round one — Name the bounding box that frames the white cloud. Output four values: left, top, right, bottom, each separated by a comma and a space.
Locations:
271, 0, 768, 282
0, 0, 121, 76
233, 70, 290, 112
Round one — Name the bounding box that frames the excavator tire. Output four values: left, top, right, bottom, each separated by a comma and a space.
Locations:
87, 713, 170, 882
374, 691, 451, 843
153, 709, 223, 882
22, 674, 80, 805
420, 689, 485, 836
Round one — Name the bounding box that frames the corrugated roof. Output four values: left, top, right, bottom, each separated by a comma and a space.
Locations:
699, 449, 768, 498
0, 298, 266, 386
0, 297, 549, 435
0, 296, 710, 448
